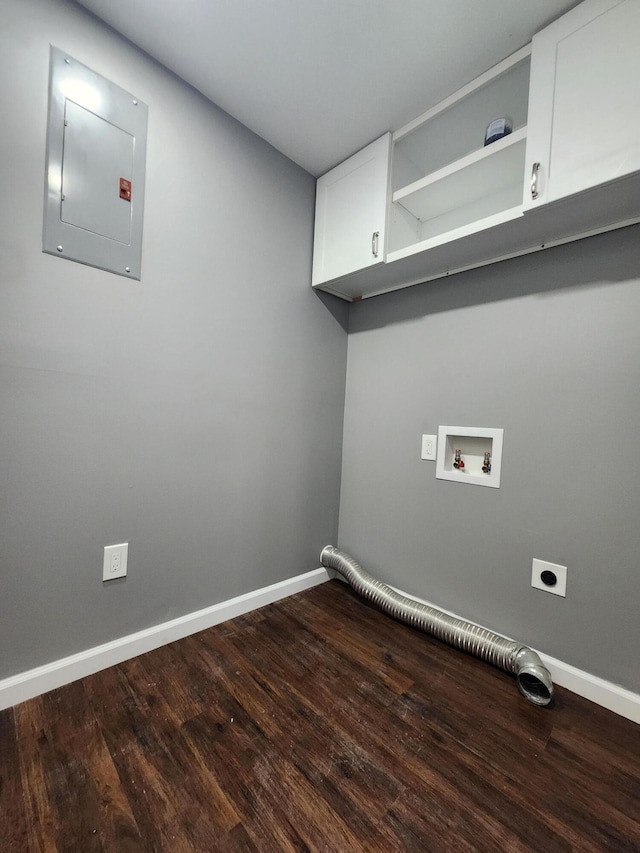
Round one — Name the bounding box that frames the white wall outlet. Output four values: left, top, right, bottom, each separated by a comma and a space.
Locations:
103, 543, 128, 581
421, 434, 437, 461
531, 558, 567, 597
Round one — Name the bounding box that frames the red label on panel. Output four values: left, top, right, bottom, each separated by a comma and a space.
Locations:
119, 178, 132, 201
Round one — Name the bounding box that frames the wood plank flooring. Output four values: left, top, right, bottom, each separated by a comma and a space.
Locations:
2, 579, 640, 851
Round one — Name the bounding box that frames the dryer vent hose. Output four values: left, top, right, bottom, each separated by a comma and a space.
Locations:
320, 545, 553, 707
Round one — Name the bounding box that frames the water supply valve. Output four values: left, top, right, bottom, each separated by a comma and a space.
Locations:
482, 451, 492, 474
453, 449, 465, 470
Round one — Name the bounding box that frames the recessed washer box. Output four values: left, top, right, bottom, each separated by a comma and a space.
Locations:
436, 425, 504, 488
43, 46, 148, 279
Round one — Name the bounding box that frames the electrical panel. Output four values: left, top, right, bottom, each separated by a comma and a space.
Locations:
43, 46, 148, 279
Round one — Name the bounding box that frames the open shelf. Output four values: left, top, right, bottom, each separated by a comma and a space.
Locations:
387, 204, 524, 262
392, 48, 530, 189
388, 47, 530, 259
393, 127, 526, 222
388, 126, 526, 254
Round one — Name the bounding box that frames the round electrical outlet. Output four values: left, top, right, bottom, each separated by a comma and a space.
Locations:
541, 570, 557, 587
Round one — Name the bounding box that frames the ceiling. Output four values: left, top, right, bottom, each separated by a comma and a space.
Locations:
75, 0, 579, 177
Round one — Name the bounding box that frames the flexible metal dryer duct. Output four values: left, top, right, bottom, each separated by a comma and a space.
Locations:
320, 545, 554, 707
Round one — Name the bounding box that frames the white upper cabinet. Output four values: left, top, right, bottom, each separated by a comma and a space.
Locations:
311, 133, 391, 287
524, 0, 640, 209
311, 0, 640, 301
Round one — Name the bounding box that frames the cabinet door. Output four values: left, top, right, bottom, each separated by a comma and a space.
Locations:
312, 133, 391, 286
524, 0, 640, 210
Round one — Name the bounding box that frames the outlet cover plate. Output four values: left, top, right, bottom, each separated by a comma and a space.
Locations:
421, 434, 437, 460
531, 558, 567, 597
103, 543, 128, 581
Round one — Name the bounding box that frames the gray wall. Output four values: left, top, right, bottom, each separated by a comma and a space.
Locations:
340, 225, 640, 693
0, 0, 348, 678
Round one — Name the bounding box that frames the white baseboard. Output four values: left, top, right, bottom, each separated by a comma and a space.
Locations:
3, 568, 639, 726
539, 653, 640, 726
0, 567, 333, 712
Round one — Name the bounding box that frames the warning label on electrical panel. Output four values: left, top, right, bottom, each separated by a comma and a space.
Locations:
119, 178, 132, 201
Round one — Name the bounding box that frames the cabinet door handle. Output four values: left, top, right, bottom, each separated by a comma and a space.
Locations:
530, 162, 540, 199
372, 231, 380, 257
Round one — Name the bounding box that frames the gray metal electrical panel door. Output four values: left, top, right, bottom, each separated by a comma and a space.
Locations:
43, 47, 147, 279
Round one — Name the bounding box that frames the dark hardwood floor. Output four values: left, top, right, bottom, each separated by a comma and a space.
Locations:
2, 579, 640, 852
